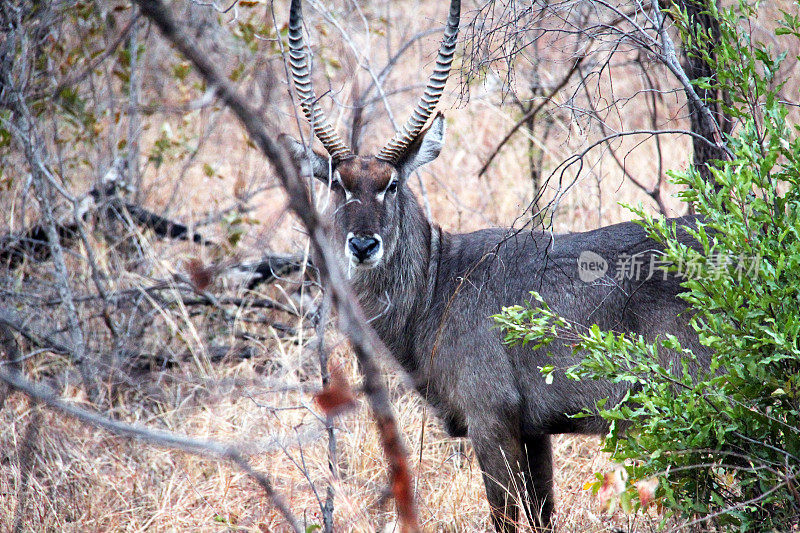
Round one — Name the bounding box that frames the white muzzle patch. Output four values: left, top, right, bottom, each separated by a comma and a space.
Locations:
345, 231, 383, 270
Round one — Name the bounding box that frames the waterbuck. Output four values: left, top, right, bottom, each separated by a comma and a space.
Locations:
280, 0, 707, 529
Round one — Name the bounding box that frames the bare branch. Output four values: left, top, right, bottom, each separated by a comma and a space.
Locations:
314, 293, 336, 533
0, 323, 21, 410
3, 82, 98, 401
0, 369, 303, 533
648, 0, 731, 160
14, 15, 142, 105
134, 1, 420, 529
478, 55, 584, 177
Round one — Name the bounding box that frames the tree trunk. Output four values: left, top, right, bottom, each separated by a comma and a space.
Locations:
675, 0, 733, 184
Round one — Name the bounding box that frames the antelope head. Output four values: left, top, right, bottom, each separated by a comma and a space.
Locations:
280, 0, 460, 271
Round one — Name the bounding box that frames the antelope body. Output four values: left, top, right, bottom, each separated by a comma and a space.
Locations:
282, 0, 707, 530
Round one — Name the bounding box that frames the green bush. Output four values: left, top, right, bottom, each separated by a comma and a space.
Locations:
494, 2, 800, 530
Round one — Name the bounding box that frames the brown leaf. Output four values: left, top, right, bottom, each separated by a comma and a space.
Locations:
185, 257, 213, 290
375, 413, 418, 532
233, 174, 247, 201
636, 477, 659, 508
597, 465, 628, 510
392, 461, 415, 533
314, 365, 356, 417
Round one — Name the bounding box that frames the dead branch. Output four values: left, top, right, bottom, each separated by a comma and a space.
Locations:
314, 293, 336, 533
0, 308, 72, 357
0, 221, 81, 269
181, 294, 300, 316
116, 201, 213, 244
0, 180, 215, 269
3, 76, 98, 401
648, 0, 731, 160
0, 368, 303, 533
478, 55, 585, 177
0, 323, 21, 411
234, 254, 309, 290
135, 1, 420, 530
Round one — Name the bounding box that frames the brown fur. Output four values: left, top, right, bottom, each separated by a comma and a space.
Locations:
336, 157, 394, 192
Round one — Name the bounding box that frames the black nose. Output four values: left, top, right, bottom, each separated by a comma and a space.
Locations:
348, 235, 381, 262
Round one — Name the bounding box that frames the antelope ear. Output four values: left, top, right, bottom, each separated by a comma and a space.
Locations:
278, 134, 335, 183
396, 112, 446, 178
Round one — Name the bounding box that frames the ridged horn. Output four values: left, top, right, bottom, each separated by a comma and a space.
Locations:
376, 0, 460, 164
288, 0, 352, 161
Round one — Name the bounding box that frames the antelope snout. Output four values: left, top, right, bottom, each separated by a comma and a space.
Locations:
346, 233, 383, 268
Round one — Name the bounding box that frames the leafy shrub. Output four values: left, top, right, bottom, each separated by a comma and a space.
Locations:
494, 2, 800, 529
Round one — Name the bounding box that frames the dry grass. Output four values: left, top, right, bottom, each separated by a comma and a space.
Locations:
1, 357, 662, 532
3, 0, 798, 531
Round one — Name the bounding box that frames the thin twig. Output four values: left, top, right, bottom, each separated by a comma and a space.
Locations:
20, 15, 141, 104
128, 13, 143, 203
315, 293, 336, 532
479, 55, 584, 177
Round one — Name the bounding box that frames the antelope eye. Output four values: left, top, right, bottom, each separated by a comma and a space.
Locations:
386, 180, 398, 194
